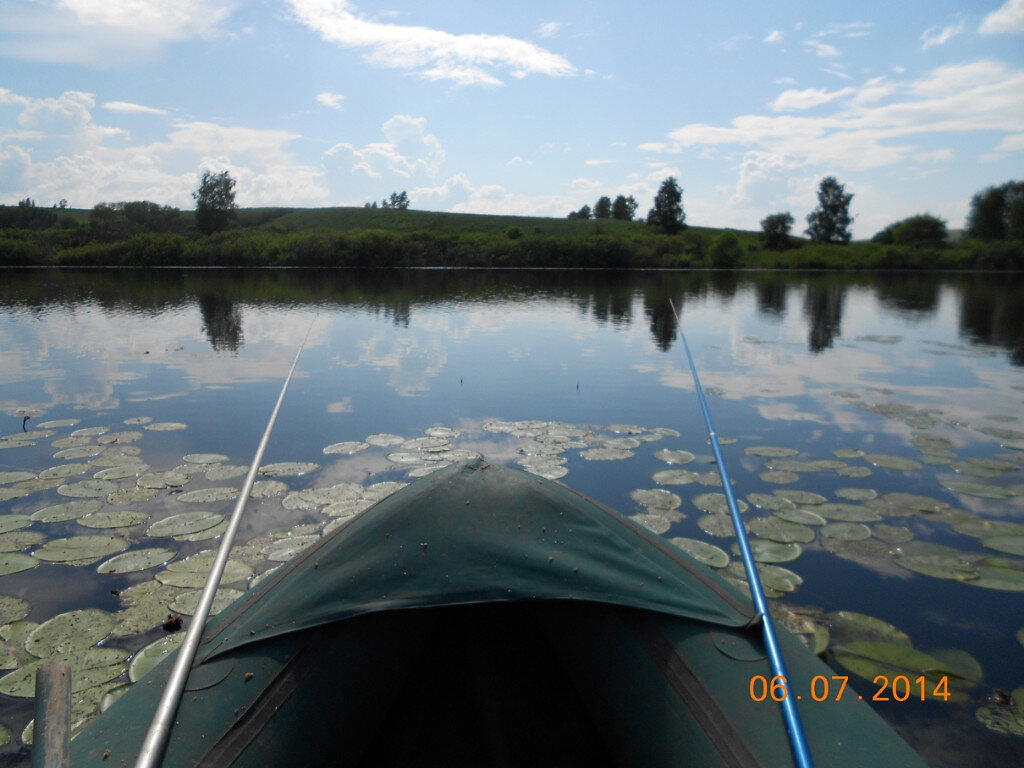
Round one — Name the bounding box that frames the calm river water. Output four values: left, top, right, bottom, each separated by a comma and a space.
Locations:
1, 268, 1023, 766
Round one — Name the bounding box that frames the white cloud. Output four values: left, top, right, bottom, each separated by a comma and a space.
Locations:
536, 21, 560, 39
102, 101, 168, 115
763, 30, 783, 44
0, 87, 327, 208
993, 133, 1024, 153
0, 0, 236, 63
771, 87, 854, 112
804, 40, 841, 58
327, 114, 445, 179
980, 0, 1024, 34
316, 92, 345, 110
285, 0, 575, 86
921, 21, 964, 50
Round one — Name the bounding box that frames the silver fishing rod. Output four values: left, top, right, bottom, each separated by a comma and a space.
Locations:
134, 322, 314, 768
668, 299, 814, 768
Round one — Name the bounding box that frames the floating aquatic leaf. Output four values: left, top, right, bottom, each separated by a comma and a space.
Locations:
323, 441, 370, 455
523, 464, 568, 480
734, 540, 802, 564
250, 480, 288, 498
630, 488, 682, 511
832, 640, 967, 699
979, 426, 1024, 441
365, 433, 405, 447
954, 518, 1024, 539
0, 647, 129, 698
580, 447, 634, 461
753, 563, 803, 593
175, 487, 238, 504
169, 588, 244, 617
873, 524, 914, 544
970, 561, 1024, 592
646, 470, 696, 487
862, 453, 923, 471
976, 704, 1024, 737
0, 471, 36, 485
129, 633, 185, 683
765, 459, 822, 473
144, 422, 187, 431
744, 446, 799, 458
0, 486, 31, 502
745, 493, 796, 512
148, 512, 224, 538
182, 453, 228, 465
0, 515, 32, 535
205, 464, 247, 481
263, 535, 321, 562
629, 514, 671, 535
981, 536, 1024, 557
93, 464, 149, 481
0, 554, 38, 576
424, 427, 460, 439
78, 510, 149, 529
97, 548, 174, 574
97, 431, 143, 445
37, 464, 91, 481
386, 451, 429, 465
177, 518, 229, 542
34, 536, 128, 565
0, 596, 29, 625
821, 522, 872, 541
893, 542, 982, 582
258, 462, 319, 477
156, 551, 252, 588
774, 507, 827, 526
883, 493, 951, 513
668, 538, 729, 568
31, 499, 103, 523
814, 503, 882, 523
759, 470, 800, 484
828, 611, 911, 645
654, 449, 695, 465
25, 609, 114, 658
749, 516, 815, 543
832, 448, 864, 459
772, 605, 829, 655
57, 479, 119, 498
323, 499, 375, 519
602, 437, 640, 451
836, 466, 873, 478
940, 480, 1018, 499
835, 488, 878, 501
107, 487, 159, 504
692, 493, 747, 515
773, 489, 827, 505
38, 419, 79, 429
0, 531, 45, 553
696, 514, 741, 538
71, 427, 108, 438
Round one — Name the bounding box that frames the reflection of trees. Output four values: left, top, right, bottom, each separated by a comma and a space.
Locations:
960, 280, 1024, 365
754, 277, 788, 317
875, 274, 940, 318
198, 294, 243, 351
803, 283, 845, 353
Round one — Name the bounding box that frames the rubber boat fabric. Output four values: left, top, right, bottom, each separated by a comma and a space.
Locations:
69, 459, 930, 768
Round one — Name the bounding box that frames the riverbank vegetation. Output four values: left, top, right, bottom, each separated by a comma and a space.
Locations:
1, 177, 1022, 270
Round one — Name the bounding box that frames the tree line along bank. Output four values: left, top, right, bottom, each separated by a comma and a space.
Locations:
0, 173, 1021, 270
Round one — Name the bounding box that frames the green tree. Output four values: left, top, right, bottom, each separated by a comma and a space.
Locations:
593, 196, 612, 219
806, 176, 853, 244
708, 230, 742, 268
611, 195, 638, 221
382, 191, 410, 210
760, 212, 794, 251
567, 204, 591, 220
646, 177, 685, 234
968, 181, 1024, 241
193, 170, 237, 235
872, 214, 947, 246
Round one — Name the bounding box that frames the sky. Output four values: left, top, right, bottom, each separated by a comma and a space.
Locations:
1, 0, 1023, 238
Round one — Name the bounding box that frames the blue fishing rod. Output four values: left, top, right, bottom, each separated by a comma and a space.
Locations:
668, 299, 814, 768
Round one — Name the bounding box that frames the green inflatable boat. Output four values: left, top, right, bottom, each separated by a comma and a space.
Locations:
69, 459, 929, 767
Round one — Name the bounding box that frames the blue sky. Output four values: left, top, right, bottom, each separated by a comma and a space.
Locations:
1, 0, 1023, 237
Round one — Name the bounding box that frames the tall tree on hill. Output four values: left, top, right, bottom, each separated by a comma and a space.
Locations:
611, 195, 638, 221
193, 170, 237, 236
593, 196, 612, 219
968, 181, 1024, 241
760, 212, 794, 251
806, 176, 853, 244
647, 177, 685, 234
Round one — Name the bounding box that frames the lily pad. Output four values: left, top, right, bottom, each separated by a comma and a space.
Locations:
873, 524, 914, 544
821, 522, 872, 541
250, 480, 288, 498
773, 489, 827, 505
835, 488, 878, 502
736, 540, 802, 564
749, 517, 815, 544
107, 487, 159, 504
206, 465, 248, 481
668, 538, 729, 568
0, 531, 45, 553
25, 609, 114, 658
941, 480, 1018, 499
183, 453, 228, 464
323, 441, 370, 455
629, 514, 672, 535
129, 633, 185, 683
0, 647, 129, 697
759, 470, 800, 484
97, 548, 175, 574
93, 464, 149, 481
814, 503, 882, 523
97, 430, 143, 445
745, 446, 799, 458
692, 493, 747, 515
580, 448, 634, 461
882, 493, 950, 513
981, 536, 1024, 557
0, 515, 32, 534
144, 422, 187, 431
0, 553, 38, 576
654, 449, 695, 465
832, 640, 966, 698
652, 469, 700, 486
77, 510, 150, 529
262, 535, 321, 562
34, 536, 128, 565
258, 462, 319, 477
31, 499, 104, 524
365, 433, 406, 446
862, 454, 924, 471
976, 704, 1024, 737
147, 512, 224, 538
828, 611, 911, 645
696, 514, 742, 538
0, 596, 29, 625
156, 551, 253, 588
57, 479, 119, 498
774, 507, 828, 526
630, 489, 682, 511
746, 493, 796, 512
38, 463, 92, 481
176, 487, 238, 504
168, 588, 244, 617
